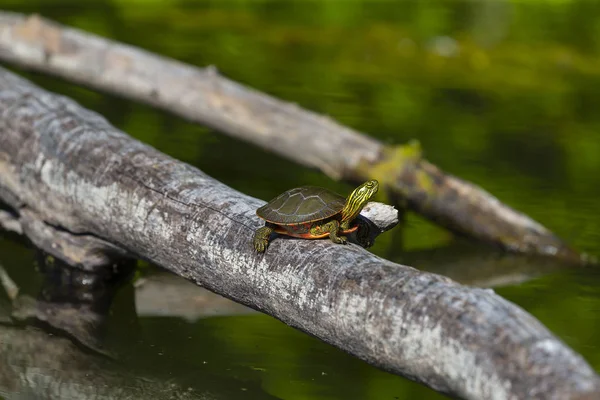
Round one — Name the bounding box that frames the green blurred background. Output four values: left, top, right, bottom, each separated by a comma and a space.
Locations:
1, 0, 600, 399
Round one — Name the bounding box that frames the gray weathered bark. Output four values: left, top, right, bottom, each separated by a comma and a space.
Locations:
0, 12, 586, 263
0, 67, 598, 400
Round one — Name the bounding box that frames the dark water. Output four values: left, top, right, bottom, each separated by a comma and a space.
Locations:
2, 0, 600, 399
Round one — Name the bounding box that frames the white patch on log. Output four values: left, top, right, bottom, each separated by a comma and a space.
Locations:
360, 201, 399, 231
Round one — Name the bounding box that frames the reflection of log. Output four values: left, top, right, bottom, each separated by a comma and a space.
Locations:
0, 325, 196, 400
400, 240, 568, 288
134, 272, 256, 321
0, 263, 275, 400
0, 12, 585, 264
0, 67, 599, 400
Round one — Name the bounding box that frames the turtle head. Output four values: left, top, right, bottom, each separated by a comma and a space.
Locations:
341, 180, 379, 223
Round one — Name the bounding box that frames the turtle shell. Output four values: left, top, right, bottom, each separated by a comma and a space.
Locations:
257, 186, 346, 225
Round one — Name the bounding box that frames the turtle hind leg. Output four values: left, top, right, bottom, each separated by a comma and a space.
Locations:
312, 220, 346, 245
253, 225, 274, 253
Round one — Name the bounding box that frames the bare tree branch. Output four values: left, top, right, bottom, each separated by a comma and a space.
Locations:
0, 12, 586, 264
0, 66, 598, 400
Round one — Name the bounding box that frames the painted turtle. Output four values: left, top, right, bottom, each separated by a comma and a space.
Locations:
253, 180, 379, 252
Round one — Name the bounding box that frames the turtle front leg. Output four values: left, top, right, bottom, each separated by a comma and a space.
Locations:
313, 220, 347, 245
253, 225, 274, 253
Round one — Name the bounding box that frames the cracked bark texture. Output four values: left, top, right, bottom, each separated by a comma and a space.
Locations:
0, 12, 586, 263
0, 67, 598, 400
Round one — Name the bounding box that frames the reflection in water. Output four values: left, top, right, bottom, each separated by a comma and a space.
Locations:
134, 272, 256, 322
396, 238, 570, 288
0, 252, 279, 400
8, 251, 136, 356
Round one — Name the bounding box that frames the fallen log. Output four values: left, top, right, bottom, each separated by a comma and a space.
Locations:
0, 66, 598, 400
0, 11, 585, 264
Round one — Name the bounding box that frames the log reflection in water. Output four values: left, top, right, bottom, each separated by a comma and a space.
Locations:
0, 256, 277, 400
399, 240, 569, 288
